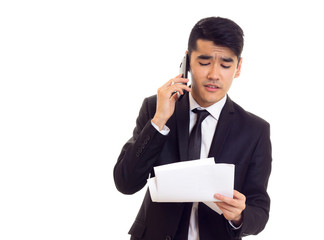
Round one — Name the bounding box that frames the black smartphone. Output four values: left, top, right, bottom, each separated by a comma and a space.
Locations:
178, 53, 189, 101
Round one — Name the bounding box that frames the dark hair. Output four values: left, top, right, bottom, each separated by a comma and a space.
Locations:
188, 17, 244, 59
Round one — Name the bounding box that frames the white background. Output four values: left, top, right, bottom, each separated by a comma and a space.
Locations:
1, 0, 323, 239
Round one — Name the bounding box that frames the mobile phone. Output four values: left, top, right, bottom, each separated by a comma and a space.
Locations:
178, 53, 189, 101
179, 53, 189, 78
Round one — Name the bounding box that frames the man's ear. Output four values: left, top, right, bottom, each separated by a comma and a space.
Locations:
234, 57, 243, 78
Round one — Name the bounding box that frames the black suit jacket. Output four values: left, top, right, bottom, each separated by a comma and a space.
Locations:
114, 94, 272, 240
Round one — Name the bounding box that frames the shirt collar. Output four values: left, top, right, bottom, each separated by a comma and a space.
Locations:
189, 93, 227, 121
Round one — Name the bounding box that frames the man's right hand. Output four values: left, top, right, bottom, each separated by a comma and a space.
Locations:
152, 74, 191, 130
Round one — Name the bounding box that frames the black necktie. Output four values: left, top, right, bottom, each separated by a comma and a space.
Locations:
188, 108, 210, 160
175, 108, 210, 239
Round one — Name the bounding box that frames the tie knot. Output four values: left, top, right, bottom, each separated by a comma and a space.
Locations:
188, 108, 210, 160
192, 108, 209, 123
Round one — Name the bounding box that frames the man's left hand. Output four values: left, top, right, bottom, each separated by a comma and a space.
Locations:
214, 190, 246, 226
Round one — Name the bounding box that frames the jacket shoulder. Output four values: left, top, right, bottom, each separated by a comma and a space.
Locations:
231, 99, 270, 129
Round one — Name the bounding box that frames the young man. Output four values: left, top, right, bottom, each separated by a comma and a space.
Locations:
114, 17, 272, 240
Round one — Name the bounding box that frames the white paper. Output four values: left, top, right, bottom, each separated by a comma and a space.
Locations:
148, 158, 234, 206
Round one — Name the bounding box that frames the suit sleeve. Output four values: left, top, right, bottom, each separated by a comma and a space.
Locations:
113, 97, 168, 195
231, 123, 272, 238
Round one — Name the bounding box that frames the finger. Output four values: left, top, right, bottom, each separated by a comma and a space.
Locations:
216, 202, 230, 211
172, 84, 191, 94
173, 77, 189, 85
170, 91, 179, 102
170, 89, 186, 99
169, 89, 189, 100
216, 205, 239, 221
215, 203, 234, 217
214, 194, 236, 206
233, 190, 246, 201
160, 76, 188, 90
160, 77, 178, 89
216, 200, 243, 215
215, 190, 246, 204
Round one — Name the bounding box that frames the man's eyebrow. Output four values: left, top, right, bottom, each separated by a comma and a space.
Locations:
221, 57, 234, 62
197, 55, 213, 60
197, 55, 234, 62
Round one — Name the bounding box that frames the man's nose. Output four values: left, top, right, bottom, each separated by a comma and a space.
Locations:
207, 64, 220, 80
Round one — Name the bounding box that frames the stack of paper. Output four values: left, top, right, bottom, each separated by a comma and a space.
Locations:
148, 158, 235, 215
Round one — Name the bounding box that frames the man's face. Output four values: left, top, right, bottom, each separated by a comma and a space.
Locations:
189, 39, 242, 107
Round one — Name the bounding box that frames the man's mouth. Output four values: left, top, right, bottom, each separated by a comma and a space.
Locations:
204, 84, 220, 90
205, 84, 219, 89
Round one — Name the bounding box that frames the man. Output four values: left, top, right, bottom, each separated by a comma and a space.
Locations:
114, 17, 272, 240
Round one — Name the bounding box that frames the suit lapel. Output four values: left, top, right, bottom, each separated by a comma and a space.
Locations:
173, 94, 235, 162
208, 96, 235, 162
175, 94, 190, 161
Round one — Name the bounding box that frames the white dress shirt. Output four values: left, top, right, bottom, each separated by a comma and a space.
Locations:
187, 93, 227, 240
151, 93, 235, 239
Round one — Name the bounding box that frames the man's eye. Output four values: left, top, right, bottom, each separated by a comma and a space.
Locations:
199, 62, 210, 66
221, 64, 231, 69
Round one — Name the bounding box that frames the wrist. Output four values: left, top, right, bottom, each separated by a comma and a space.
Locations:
152, 115, 167, 131
231, 215, 243, 227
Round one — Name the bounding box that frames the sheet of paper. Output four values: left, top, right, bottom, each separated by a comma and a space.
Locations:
148, 158, 234, 205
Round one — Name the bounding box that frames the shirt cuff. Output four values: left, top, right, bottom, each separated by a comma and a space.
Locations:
151, 120, 170, 136
228, 220, 242, 230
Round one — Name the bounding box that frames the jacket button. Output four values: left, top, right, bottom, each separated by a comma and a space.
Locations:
165, 236, 172, 240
